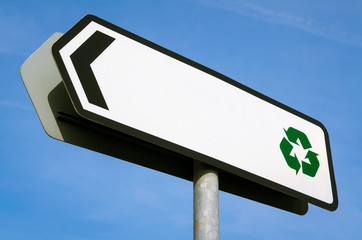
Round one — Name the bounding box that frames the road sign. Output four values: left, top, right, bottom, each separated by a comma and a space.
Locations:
51, 15, 337, 211
21, 32, 308, 215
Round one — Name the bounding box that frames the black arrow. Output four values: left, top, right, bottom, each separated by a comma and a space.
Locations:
70, 31, 115, 110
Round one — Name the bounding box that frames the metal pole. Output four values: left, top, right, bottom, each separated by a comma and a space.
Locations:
193, 161, 220, 240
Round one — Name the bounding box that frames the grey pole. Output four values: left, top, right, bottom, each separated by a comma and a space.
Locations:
193, 161, 220, 240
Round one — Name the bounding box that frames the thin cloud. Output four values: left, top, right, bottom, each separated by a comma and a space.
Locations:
0, 100, 32, 110
0, 8, 38, 54
198, 0, 362, 47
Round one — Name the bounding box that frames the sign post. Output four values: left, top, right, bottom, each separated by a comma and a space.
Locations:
50, 14, 337, 211
194, 161, 219, 240
21, 14, 338, 238
20, 31, 310, 216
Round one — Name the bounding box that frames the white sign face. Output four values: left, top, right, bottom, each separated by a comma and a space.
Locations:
52, 15, 337, 211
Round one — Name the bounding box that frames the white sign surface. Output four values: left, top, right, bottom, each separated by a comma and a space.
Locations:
52, 15, 337, 211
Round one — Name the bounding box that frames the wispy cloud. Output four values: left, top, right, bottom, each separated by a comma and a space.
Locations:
0, 8, 39, 54
0, 100, 32, 110
198, 0, 362, 47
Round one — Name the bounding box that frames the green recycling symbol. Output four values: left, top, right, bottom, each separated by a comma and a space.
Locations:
280, 127, 320, 177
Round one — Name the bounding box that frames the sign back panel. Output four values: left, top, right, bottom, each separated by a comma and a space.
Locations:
52, 15, 337, 211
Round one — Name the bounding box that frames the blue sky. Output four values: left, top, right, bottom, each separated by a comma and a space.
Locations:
1, 0, 361, 239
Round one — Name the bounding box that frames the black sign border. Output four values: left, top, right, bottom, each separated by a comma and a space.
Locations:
52, 14, 338, 211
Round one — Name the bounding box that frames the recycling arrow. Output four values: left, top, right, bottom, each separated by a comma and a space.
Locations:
284, 127, 311, 149
303, 150, 319, 177
280, 127, 320, 177
280, 137, 301, 174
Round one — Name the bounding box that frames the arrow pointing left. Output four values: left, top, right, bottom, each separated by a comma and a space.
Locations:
70, 31, 114, 110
